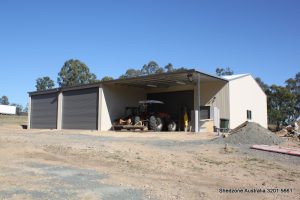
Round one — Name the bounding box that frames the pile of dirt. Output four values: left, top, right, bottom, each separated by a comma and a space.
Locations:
216, 122, 285, 145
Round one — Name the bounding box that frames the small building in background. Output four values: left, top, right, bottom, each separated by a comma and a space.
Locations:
0, 105, 16, 115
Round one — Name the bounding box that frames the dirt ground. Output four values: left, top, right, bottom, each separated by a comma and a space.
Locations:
0, 116, 299, 200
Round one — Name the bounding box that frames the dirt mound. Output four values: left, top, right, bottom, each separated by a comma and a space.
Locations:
216, 122, 284, 145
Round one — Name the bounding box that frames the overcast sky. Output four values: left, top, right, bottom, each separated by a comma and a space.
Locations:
0, 0, 299, 107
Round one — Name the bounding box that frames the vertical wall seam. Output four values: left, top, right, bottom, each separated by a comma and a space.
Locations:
28, 96, 31, 129
97, 87, 103, 131
57, 92, 63, 130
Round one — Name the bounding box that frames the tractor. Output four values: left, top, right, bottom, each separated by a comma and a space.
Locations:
132, 100, 177, 132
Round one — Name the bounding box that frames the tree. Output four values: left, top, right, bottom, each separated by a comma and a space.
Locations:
57, 59, 97, 87
119, 61, 191, 78
164, 63, 174, 72
0, 96, 9, 105
255, 77, 269, 92
173, 67, 189, 72
216, 67, 234, 76
10, 103, 23, 115
119, 68, 142, 79
285, 72, 300, 94
267, 85, 297, 128
101, 76, 114, 81
141, 61, 164, 75
285, 72, 300, 120
285, 78, 297, 93
255, 73, 299, 128
35, 76, 55, 91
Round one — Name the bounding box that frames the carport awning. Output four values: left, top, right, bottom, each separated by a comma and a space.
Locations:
28, 69, 228, 96
102, 69, 228, 88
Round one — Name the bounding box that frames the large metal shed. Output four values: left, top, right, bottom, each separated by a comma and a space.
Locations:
28, 70, 228, 131
28, 69, 267, 131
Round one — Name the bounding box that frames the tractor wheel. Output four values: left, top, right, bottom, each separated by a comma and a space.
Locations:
167, 121, 177, 131
133, 116, 141, 125
149, 116, 163, 132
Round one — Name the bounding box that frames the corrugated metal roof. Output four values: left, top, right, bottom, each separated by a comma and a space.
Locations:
221, 74, 250, 81
28, 69, 228, 96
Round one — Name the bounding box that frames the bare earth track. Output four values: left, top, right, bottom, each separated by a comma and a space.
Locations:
0, 116, 299, 200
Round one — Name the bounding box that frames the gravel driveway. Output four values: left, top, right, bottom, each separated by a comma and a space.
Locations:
0, 128, 299, 200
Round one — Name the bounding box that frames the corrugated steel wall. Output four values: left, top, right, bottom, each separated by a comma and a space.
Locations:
197, 81, 230, 120
30, 81, 230, 130
62, 88, 98, 130
31, 93, 58, 129
212, 83, 230, 119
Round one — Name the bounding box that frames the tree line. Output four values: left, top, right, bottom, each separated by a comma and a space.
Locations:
35, 59, 188, 90
255, 73, 300, 129
34, 59, 299, 128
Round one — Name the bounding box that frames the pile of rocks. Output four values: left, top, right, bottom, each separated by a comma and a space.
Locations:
216, 122, 284, 145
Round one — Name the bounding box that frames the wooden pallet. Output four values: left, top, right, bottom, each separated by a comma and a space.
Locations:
113, 125, 147, 131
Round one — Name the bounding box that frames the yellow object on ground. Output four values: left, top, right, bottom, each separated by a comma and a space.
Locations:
184, 111, 188, 128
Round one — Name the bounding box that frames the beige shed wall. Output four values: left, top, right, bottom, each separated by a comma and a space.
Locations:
100, 85, 146, 131
228, 75, 267, 129
195, 82, 229, 119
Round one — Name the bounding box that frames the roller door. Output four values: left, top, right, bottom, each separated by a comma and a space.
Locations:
31, 93, 58, 129
62, 88, 98, 130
